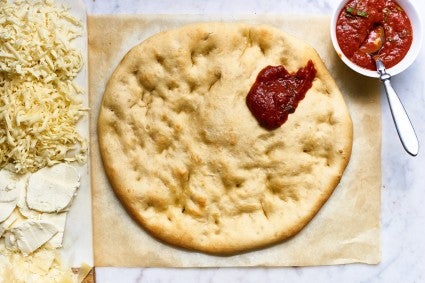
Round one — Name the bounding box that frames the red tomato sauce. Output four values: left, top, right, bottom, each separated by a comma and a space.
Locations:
336, 0, 413, 70
246, 61, 316, 130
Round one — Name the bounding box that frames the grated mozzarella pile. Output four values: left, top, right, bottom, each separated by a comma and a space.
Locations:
0, 0, 87, 173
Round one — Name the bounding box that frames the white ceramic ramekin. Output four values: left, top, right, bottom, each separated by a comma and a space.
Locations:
330, 0, 423, 78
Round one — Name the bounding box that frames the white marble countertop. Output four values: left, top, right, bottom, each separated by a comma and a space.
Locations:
83, 0, 425, 282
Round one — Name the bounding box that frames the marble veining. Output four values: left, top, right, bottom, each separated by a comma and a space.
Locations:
85, 0, 334, 15
84, 0, 425, 282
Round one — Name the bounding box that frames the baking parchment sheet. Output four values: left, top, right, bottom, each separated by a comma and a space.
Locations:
56, 0, 93, 269
88, 15, 381, 267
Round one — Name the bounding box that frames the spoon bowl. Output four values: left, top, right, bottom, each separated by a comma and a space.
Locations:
360, 25, 385, 56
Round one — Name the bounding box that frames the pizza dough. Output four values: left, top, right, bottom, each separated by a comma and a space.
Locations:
98, 22, 353, 254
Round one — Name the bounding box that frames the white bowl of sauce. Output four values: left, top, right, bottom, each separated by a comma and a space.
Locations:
330, 0, 422, 78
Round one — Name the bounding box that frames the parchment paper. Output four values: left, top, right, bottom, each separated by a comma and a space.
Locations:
57, 0, 93, 268
88, 15, 381, 267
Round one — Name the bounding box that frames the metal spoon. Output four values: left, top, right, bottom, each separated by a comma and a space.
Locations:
361, 25, 419, 156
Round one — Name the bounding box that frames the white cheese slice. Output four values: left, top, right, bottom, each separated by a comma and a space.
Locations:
4, 230, 19, 252
17, 181, 42, 219
26, 163, 80, 213
0, 170, 20, 222
41, 212, 67, 248
8, 219, 58, 255
0, 213, 17, 238
0, 188, 18, 223
12, 173, 42, 220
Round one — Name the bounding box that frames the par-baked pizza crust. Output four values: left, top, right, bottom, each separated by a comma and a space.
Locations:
98, 22, 353, 254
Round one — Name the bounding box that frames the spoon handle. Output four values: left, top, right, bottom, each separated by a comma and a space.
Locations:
376, 60, 419, 156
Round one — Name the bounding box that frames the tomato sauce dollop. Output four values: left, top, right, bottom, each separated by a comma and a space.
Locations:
246, 61, 316, 130
336, 0, 413, 70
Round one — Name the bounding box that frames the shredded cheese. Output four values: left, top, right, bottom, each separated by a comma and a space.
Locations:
0, 0, 87, 173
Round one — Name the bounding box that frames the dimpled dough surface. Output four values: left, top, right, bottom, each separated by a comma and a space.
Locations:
98, 22, 353, 254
